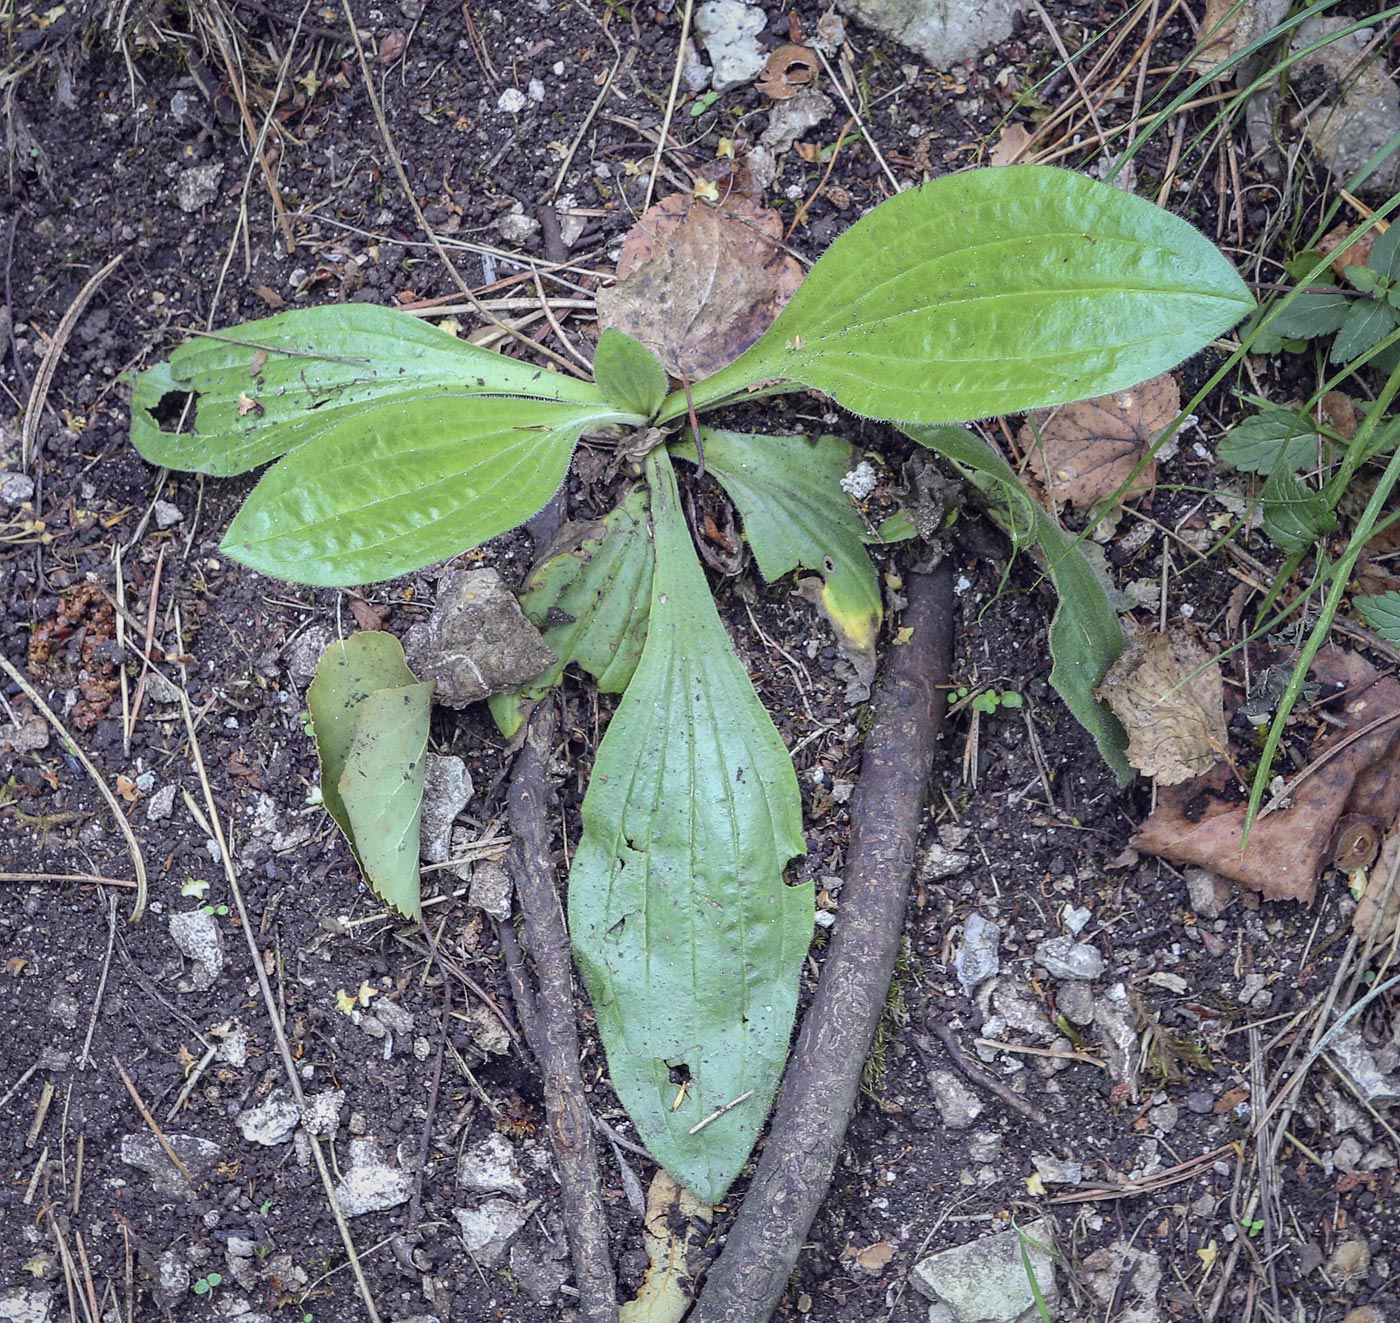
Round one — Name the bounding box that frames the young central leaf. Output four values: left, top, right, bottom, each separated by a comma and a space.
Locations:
568, 448, 812, 1206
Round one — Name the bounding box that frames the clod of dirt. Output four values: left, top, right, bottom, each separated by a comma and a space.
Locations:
1328, 1029, 1400, 1108
926, 1066, 984, 1130
333, 1139, 413, 1216
1021, 372, 1174, 512
1134, 648, 1400, 904
1093, 984, 1140, 1097
693, 0, 766, 91
176, 162, 224, 213
169, 908, 224, 991
153, 1250, 191, 1311
1291, 18, 1400, 199
458, 1131, 527, 1199
404, 568, 555, 709
236, 1092, 300, 1146
1097, 629, 1227, 786
909, 1217, 1058, 1320
454, 1199, 532, 1268
1082, 1242, 1163, 1321
1057, 981, 1095, 1026
595, 193, 803, 381
0, 472, 35, 506
761, 86, 834, 154
301, 1088, 347, 1139
1034, 936, 1105, 981
419, 753, 474, 864
469, 858, 513, 920
1184, 866, 1237, 919
120, 1132, 223, 1198
834, 0, 1020, 66
953, 912, 1001, 996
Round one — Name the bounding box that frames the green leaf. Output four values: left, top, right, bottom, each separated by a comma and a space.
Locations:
672, 428, 882, 666
1217, 406, 1320, 475
221, 393, 635, 586
1357, 591, 1400, 644
1264, 290, 1350, 341
488, 486, 655, 738
1346, 265, 1382, 294
1369, 223, 1400, 284
1331, 299, 1399, 365
307, 632, 431, 919
1261, 469, 1338, 554
594, 328, 669, 419
569, 447, 811, 1205
906, 424, 1131, 783
130, 304, 604, 476
663, 165, 1253, 424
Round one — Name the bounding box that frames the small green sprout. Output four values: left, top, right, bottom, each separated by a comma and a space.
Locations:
192, 1272, 222, 1296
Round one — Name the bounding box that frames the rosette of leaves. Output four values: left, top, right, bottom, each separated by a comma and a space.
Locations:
129, 165, 1252, 1203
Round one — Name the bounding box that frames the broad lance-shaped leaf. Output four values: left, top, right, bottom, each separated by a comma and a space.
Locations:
594, 328, 669, 419
672, 428, 881, 670
569, 448, 812, 1206
906, 424, 1131, 784
130, 303, 606, 477
307, 632, 432, 919
489, 485, 655, 738
658, 165, 1254, 425
222, 393, 638, 587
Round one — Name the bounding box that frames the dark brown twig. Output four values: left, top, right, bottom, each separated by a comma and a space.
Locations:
690, 560, 955, 1323
507, 703, 618, 1323
918, 1022, 1049, 1127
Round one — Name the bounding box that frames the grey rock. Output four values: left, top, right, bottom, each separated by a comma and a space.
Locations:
404, 568, 555, 708
454, 1198, 531, 1267
470, 859, 513, 920
152, 500, 184, 529
1094, 983, 1139, 1096
1061, 904, 1091, 935
921, 841, 972, 882
374, 999, 415, 1035
286, 624, 334, 685
1035, 936, 1105, 981
1082, 1242, 1162, 1323
146, 783, 178, 821
1, 713, 48, 753
420, 754, 474, 864
496, 208, 540, 245
0, 472, 35, 507
1056, 979, 1095, 1027
1292, 18, 1400, 198
457, 1131, 527, 1199
510, 1236, 570, 1304
170, 907, 225, 990
761, 87, 835, 154
1185, 1089, 1214, 1115
121, 1132, 223, 1197
177, 161, 224, 212
301, 1089, 346, 1139
0, 1288, 53, 1323
333, 1139, 413, 1216
143, 670, 183, 705
1031, 1153, 1083, 1186
954, 913, 1000, 997
153, 1250, 190, 1311
693, 0, 767, 91
986, 976, 1054, 1041
1184, 867, 1235, 918
966, 1130, 1002, 1163
1329, 1027, 1400, 1107
835, 0, 1022, 68
237, 1093, 301, 1146
48, 988, 79, 1030
910, 1218, 1058, 1322
1333, 1136, 1364, 1175
1149, 1102, 1179, 1134
928, 1066, 984, 1130
680, 38, 711, 92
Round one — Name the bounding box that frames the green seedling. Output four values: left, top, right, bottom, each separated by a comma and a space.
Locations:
128, 164, 1251, 1203
201, 903, 230, 917
180, 878, 210, 900
192, 1272, 222, 1296
949, 685, 1024, 716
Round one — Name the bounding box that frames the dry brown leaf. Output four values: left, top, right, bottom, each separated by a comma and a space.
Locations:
1319, 223, 1379, 280
1189, 0, 1288, 76
1354, 829, 1400, 943
756, 44, 818, 100
1132, 648, 1400, 904
853, 1240, 896, 1273
1020, 373, 1175, 511
989, 122, 1033, 166
1096, 630, 1226, 786
596, 194, 803, 381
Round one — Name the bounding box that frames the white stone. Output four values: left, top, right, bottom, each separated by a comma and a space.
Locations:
453, 1199, 530, 1266
333, 1139, 413, 1216
693, 0, 766, 91
496, 87, 528, 114
237, 1094, 300, 1146
910, 1218, 1058, 1321
457, 1132, 527, 1199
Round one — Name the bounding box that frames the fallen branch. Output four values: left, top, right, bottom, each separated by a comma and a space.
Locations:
507, 702, 618, 1323
691, 559, 955, 1323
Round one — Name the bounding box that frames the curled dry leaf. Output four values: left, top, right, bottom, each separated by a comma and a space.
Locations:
989, 122, 1033, 166
1354, 829, 1400, 943
1318, 223, 1378, 280
1021, 372, 1176, 511
596, 193, 804, 381
1132, 648, 1400, 904
756, 44, 819, 100
1096, 629, 1227, 785
852, 1240, 897, 1274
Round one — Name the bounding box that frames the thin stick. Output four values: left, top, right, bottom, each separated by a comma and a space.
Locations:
178, 690, 385, 1323
0, 654, 148, 921
112, 1057, 192, 1185
921, 1023, 1050, 1125
21, 254, 123, 469
643, 0, 695, 214
0, 872, 137, 888
78, 894, 118, 1070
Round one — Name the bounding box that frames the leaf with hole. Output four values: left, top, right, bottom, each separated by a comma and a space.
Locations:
672, 428, 882, 677
568, 448, 811, 1205
488, 485, 655, 738
129, 304, 604, 476
307, 631, 431, 920
667, 166, 1254, 424
221, 393, 638, 586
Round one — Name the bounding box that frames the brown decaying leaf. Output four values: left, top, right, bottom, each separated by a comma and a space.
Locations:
1020, 372, 1175, 511
989, 122, 1033, 166
756, 44, 818, 100
1189, 0, 1286, 76
595, 194, 804, 381
1354, 829, 1400, 943
1096, 629, 1227, 786
1132, 648, 1400, 904
1319, 223, 1378, 280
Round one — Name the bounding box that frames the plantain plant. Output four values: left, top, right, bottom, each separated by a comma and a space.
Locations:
129, 165, 1252, 1203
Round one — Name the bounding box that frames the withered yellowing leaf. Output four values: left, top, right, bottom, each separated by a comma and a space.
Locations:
1021, 372, 1176, 511
1096, 630, 1226, 785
